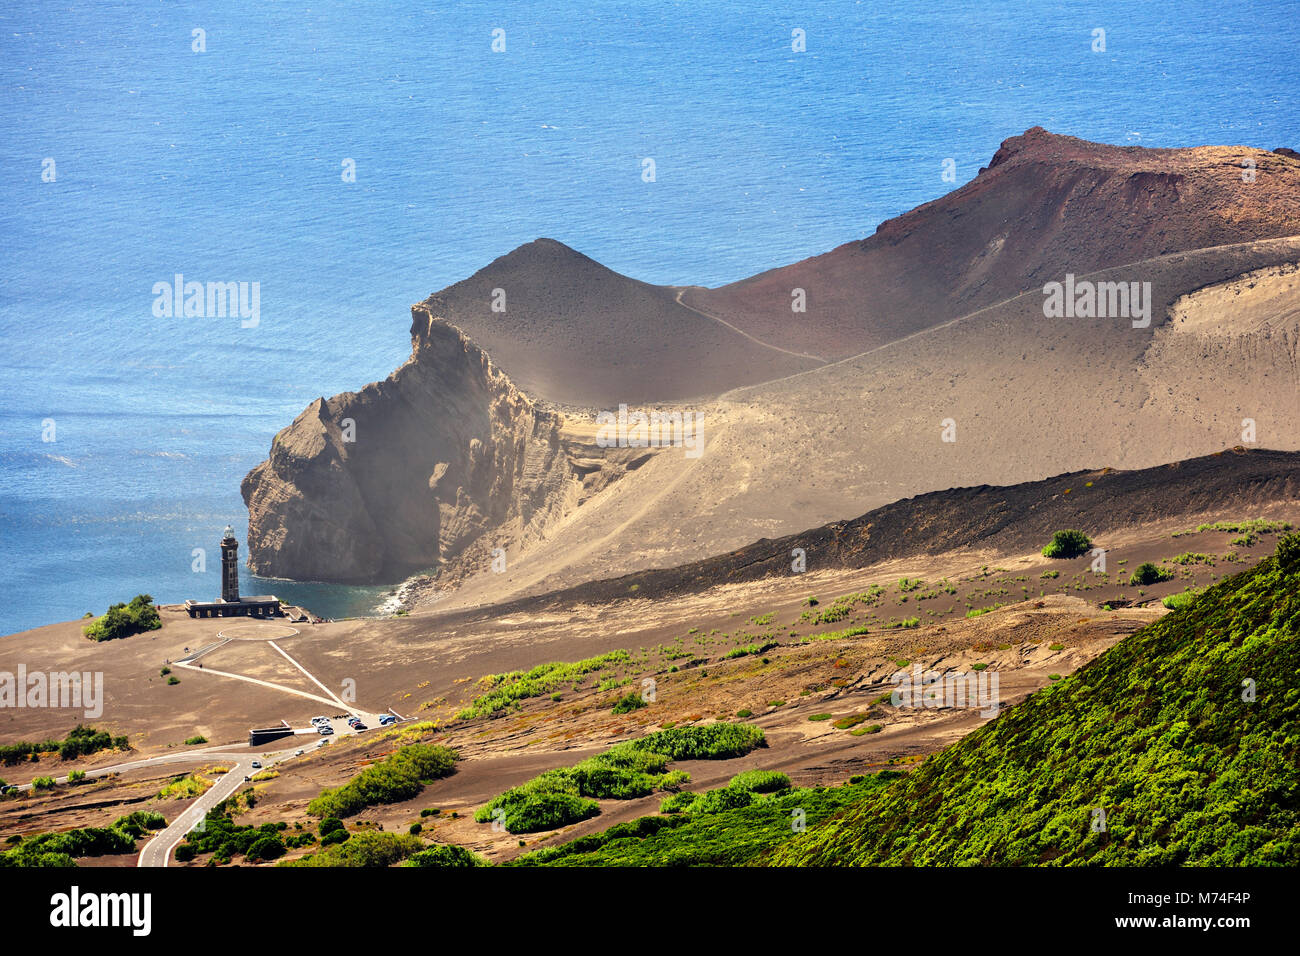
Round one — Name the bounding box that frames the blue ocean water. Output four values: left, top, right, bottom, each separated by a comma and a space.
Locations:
1, 1, 1296, 636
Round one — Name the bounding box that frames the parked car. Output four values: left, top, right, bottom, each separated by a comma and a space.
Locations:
378, 714, 396, 725
310, 716, 330, 727
352, 723, 367, 731
318, 725, 334, 735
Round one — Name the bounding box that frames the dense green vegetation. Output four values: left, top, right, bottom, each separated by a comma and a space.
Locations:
405, 843, 489, 867
625, 723, 765, 761
0, 725, 128, 766
0, 811, 165, 867
1129, 561, 1173, 586
82, 594, 161, 641
458, 650, 631, 719
307, 743, 458, 818
175, 801, 287, 864
727, 770, 790, 793
611, 690, 647, 714
475, 723, 765, 834
513, 774, 898, 867
1162, 589, 1201, 611
769, 535, 1300, 866
474, 746, 672, 834
281, 831, 423, 867
1041, 529, 1092, 559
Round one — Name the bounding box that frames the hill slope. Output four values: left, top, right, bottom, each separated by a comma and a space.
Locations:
686, 128, 1300, 359
426, 447, 1300, 617
435, 238, 1300, 611
416, 238, 821, 406
768, 535, 1300, 866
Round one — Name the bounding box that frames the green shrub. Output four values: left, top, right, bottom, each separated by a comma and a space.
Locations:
1129, 562, 1173, 586
660, 791, 699, 814
0, 725, 129, 765
831, 713, 870, 729
458, 650, 632, 719
308, 744, 458, 818
82, 594, 161, 642
183, 735, 207, 746
246, 834, 286, 862
611, 691, 647, 714
1042, 530, 1092, 559
691, 786, 755, 814
626, 723, 765, 760
727, 770, 790, 793
1, 811, 164, 867
849, 724, 883, 736
1162, 589, 1201, 611
281, 832, 422, 867
474, 725, 762, 834
405, 843, 488, 867
32, 776, 55, 790
498, 793, 600, 833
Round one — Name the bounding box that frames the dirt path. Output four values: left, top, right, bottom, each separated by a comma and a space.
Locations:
675, 288, 829, 363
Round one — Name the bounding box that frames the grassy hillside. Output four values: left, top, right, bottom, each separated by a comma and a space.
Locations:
513, 774, 898, 867
768, 535, 1300, 866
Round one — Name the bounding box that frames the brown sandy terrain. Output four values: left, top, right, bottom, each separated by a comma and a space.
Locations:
2, 507, 1290, 864
684, 129, 1300, 359
417, 238, 822, 406
241, 130, 1300, 591
431, 240, 1300, 612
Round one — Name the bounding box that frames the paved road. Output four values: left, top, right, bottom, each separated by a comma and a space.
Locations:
136, 718, 387, 867
11, 618, 403, 866
137, 755, 259, 867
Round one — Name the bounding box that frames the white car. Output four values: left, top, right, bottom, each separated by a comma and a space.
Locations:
317, 739, 329, 748
294, 749, 305, 756
317, 724, 334, 736
310, 716, 329, 727
251, 760, 262, 769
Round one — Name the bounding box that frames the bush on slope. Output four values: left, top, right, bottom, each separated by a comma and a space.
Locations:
769, 535, 1300, 866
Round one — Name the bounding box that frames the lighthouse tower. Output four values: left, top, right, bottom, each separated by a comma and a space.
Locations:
220, 525, 241, 603
183, 527, 282, 619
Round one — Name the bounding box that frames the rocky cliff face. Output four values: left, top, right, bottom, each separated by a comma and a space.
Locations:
241, 310, 577, 583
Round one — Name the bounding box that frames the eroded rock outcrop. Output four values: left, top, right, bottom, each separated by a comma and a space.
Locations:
241, 311, 576, 583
